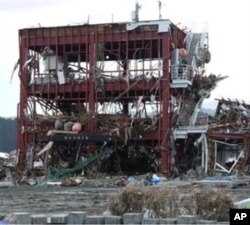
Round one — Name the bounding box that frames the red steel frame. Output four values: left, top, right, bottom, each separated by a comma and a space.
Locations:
16, 21, 186, 177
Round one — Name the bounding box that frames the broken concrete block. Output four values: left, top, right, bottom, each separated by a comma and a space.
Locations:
50, 213, 68, 224
13, 212, 31, 225
123, 213, 143, 224
105, 215, 122, 224
68, 211, 87, 224
85, 215, 105, 224
177, 215, 197, 224
160, 218, 177, 224
31, 215, 47, 224
142, 218, 160, 224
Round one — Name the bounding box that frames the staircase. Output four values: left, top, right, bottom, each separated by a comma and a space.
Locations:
177, 101, 197, 127
174, 98, 208, 139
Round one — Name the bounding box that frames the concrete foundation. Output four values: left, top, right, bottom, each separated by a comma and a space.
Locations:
50, 213, 68, 224
177, 215, 197, 224
123, 213, 143, 224
68, 212, 87, 224
160, 218, 177, 224
11, 212, 230, 224
105, 215, 122, 224
142, 218, 160, 224
31, 215, 47, 224
85, 215, 105, 224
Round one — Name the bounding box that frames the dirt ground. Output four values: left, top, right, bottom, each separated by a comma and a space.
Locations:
1, 179, 250, 216
0, 186, 117, 215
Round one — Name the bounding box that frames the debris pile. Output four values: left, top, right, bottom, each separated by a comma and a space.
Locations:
12, 77, 249, 182
108, 184, 234, 221
0, 150, 17, 182
207, 99, 250, 176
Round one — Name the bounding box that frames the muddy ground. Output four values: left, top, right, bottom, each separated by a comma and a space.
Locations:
0, 186, 117, 215
1, 179, 250, 216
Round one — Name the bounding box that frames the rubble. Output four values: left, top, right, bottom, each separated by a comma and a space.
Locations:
0, 150, 17, 182
8, 85, 249, 183
206, 99, 250, 176
2, 96, 250, 183
0, 152, 9, 160
26, 178, 37, 186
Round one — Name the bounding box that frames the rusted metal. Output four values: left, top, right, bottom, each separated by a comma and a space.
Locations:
17, 20, 213, 177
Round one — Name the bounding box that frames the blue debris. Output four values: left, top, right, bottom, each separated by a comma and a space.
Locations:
127, 174, 167, 186
151, 174, 160, 185
150, 174, 167, 185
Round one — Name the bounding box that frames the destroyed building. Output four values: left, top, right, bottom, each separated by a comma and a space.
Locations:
206, 98, 250, 175
16, 15, 239, 179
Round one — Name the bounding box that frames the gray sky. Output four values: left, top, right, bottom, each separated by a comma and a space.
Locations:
0, 0, 249, 117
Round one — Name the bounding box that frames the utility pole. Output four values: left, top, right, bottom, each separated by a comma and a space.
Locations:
158, 0, 162, 20
135, 0, 141, 22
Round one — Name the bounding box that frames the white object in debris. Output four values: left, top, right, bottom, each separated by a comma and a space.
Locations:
33, 159, 44, 168
46, 181, 62, 186
137, 96, 143, 108
151, 174, 167, 185
150, 95, 155, 103
0, 181, 15, 188
27, 178, 37, 186
0, 152, 9, 159
221, 103, 229, 111
44, 56, 63, 71
152, 174, 160, 180
75, 179, 82, 185
37, 141, 54, 156
234, 198, 250, 209
58, 71, 66, 84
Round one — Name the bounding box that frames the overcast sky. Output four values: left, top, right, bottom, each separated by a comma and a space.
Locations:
0, 0, 249, 117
